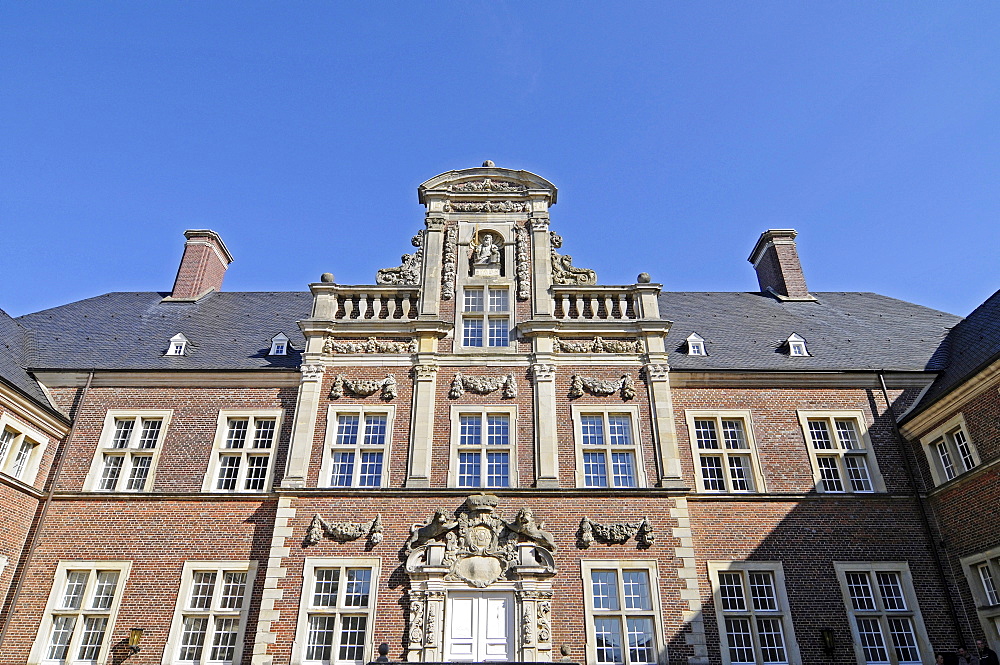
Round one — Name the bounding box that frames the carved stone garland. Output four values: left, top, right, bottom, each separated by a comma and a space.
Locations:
515, 224, 530, 300
569, 373, 636, 400
323, 336, 416, 355
376, 231, 424, 285
330, 374, 397, 400
441, 226, 458, 300
305, 514, 384, 547
578, 516, 654, 548
556, 337, 641, 353
443, 200, 530, 213
448, 178, 526, 193
550, 232, 597, 285
449, 372, 517, 399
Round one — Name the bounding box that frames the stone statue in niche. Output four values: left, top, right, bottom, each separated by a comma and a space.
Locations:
471, 231, 502, 265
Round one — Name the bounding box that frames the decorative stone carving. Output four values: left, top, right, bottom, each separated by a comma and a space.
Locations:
305, 514, 383, 547
449, 178, 527, 193
442, 226, 458, 300
556, 337, 642, 353
412, 364, 438, 380
569, 373, 636, 400
405, 509, 459, 552
523, 605, 534, 644
408, 595, 425, 646
449, 372, 517, 399
514, 224, 530, 300
322, 336, 416, 355
505, 508, 557, 551
537, 599, 552, 642
531, 363, 556, 381
643, 363, 670, 381
444, 200, 530, 213
330, 374, 397, 400
577, 516, 654, 548
377, 232, 424, 285
425, 603, 438, 647
470, 230, 502, 266
550, 232, 597, 285
300, 363, 325, 382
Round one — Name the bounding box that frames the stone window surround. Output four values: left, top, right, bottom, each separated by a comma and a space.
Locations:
832, 561, 932, 665
580, 559, 668, 665
683, 410, 767, 494
453, 222, 518, 355
796, 410, 886, 494
291, 557, 382, 665
84, 410, 173, 492
919, 413, 981, 487
960, 545, 1000, 649
162, 560, 258, 665
201, 409, 284, 494
448, 405, 519, 489
319, 404, 396, 488
0, 412, 48, 485
28, 560, 132, 665
459, 285, 514, 350
570, 404, 647, 489
707, 560, 802, 665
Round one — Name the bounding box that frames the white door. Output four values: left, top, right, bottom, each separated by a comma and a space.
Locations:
444, 592, 514, 662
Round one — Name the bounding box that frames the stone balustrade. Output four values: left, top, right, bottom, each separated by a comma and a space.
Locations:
312, 285, 421, 321
552, 285, 649, 320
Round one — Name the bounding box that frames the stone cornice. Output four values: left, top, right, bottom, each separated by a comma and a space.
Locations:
298, 319, 453, 337
0, 383, 71, 437
0, 472, 46, 499
669, 371, 936, 389
32, 370, 301, 389
517, 319, 672, 337
898, 355, 1000, 437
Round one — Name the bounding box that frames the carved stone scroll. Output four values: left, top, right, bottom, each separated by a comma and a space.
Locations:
444, 200, 530, 213
330, 374, 397, 400
449, 372, 517, 399
515, 224, 530, 300
569, 373, 636, 400
578, 516, 654, 548
442, 226, 458, 300
377, 232, 424, 285
407, 594, 425, 647
556, 337, 641, 353
550, 232, 597, 285
305, 514, 383, 547
449, 178, 526, 193
323, 336, 416, 355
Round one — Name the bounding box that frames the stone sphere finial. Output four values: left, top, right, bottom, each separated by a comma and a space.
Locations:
637, 272, 651, 283
320, 272, 335, 283
482, 160, 495, 167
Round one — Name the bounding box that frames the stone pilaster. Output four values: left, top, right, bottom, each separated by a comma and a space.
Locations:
528, 216, 554, 317
644, 361, 682, 481
419, 216, 446, 317
531, 360, 559, 488
406, 361, 439, 487
250, 496, 295, 665
516, 587, 554, 661
672, 497, 710, 665
281, 362, 325, 488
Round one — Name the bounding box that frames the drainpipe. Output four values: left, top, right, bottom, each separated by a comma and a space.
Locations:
0, 371, 94, 645
877, 371, 968, 646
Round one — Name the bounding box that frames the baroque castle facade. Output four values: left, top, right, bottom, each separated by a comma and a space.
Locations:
0, 163, 997, 665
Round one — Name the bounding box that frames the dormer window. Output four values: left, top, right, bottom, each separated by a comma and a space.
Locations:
686, 333, 707, 356
269, 333, 290, 356
166, 333, 189, 356
786, 333, 808, 357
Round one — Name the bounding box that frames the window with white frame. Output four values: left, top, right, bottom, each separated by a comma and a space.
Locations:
920, 414, 981, 486
785, 334, 808, 357
582, 560, 665, 665
960, 546, 1000, 648
322, 406, 393, 488
797, 411, 884, 494
294, 558, 380, 665
449, 406, 516, 488
834, 562, 931, 665
462, 286, 510, 348
269, 332, 290, 356
573, 406, 644, 489
85, 411, 171, 492
686, 333, 707, 356
164, 561, 257, 665
685, 411, 764, 493
166, 333, 189, 356
203, 411, 282, 493
0, 414, 47, 484
708, 561, 801, 665
30, 561, 130, 665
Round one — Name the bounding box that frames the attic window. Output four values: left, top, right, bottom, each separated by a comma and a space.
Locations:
269, 333, 290, 356
166, 333, 189, 356
686, 333, 707, 356
786, 333, 809, 357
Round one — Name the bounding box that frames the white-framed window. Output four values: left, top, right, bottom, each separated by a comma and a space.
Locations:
29, 561, 131, 665
163, 561, 257, 665
0, 414, 47, 484
449, 406, 517, 488
785, 334, 808, 357
321, 406, 394, 488
293, 557, 380, 665
462, 286, 511, 348
166, 333, 189, 356
797, 411, 885, 494
270, 333, 290, 356
685, 411, 765, 493
84, 410, 171, 492
960, 546, 1000, 649
581, 560, 666, 665
686, 333, 707, 356
833, 562, 931, 665
708, 561, 801, 665
919, 414, 981, 486
572, 405, 645, 489
202, 410, 282, 493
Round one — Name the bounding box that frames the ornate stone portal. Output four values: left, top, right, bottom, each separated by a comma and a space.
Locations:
405, 494, 556, 662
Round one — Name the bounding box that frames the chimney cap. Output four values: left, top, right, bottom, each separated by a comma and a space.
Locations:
748, 229, 798, 266
183, 229, 234, 264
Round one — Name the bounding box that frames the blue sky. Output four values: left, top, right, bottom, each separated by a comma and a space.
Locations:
3, 2, 999, 317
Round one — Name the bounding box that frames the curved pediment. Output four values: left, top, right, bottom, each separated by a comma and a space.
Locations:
418, 163, 557, 205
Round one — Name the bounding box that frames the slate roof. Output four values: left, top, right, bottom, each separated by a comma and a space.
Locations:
0, 309, 51, 406
902, 288, 1000, 420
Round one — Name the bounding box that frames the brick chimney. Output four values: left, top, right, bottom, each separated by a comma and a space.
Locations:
167, 230, 233, 300
748, 229, 813, 300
